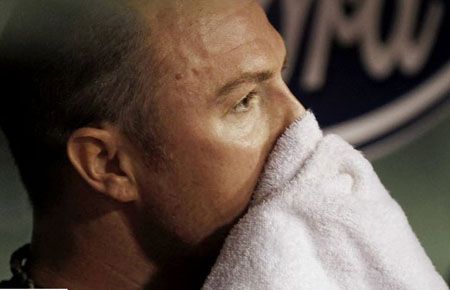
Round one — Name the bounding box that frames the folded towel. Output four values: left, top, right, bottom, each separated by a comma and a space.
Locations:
203, 110, 448, 290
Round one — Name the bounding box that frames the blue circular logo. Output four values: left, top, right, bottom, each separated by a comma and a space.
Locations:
262, 0, 450, 159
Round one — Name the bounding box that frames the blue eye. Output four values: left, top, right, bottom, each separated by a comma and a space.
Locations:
232, 91, 258, 113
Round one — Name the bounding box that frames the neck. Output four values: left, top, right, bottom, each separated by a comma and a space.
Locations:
29, 208, 154, 290
28, 197, 217, 290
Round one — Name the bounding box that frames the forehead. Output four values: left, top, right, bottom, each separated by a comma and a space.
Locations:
144, 0, 285, 94
194, 1, 275, 54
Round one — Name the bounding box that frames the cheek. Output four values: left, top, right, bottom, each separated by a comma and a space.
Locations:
140, 133, 270, 244
172, 118, 272, 215
174, 124, 270, 198
137, 103, 275, 243
193, 117, 273, 206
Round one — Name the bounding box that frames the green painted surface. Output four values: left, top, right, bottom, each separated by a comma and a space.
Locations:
373, 114, 450, 280
0, 130, 33, 278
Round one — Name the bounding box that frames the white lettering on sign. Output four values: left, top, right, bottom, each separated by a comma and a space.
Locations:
263, 0, 445, 92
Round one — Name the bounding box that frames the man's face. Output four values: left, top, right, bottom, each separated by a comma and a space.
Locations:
132, 0, 304, 253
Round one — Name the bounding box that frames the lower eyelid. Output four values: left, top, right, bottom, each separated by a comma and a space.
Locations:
232, 95, 255, 113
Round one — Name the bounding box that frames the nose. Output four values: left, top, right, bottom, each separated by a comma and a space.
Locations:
269, 81, 306, 144
266, 81, 306, 153
279, 84, 306, 129
285, 93, 305, 126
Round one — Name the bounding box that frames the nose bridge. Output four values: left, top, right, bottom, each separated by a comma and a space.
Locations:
279, 84, 306, 128
269, 81, 306, 143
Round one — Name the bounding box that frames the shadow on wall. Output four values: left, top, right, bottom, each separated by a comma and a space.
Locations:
0, 129, 32, 278
0, 0, 31, 278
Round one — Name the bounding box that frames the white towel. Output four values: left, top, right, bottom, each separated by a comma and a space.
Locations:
203, 110, 448, 290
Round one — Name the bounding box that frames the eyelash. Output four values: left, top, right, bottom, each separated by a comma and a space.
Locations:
232, 91, 258, 114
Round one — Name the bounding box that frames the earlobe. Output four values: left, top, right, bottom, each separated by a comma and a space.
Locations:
104, 174, 139, 202
66, 127, 139, 203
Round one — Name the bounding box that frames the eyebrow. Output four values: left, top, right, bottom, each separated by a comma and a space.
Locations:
216, 71, 273, 99
215, 54, 288, 103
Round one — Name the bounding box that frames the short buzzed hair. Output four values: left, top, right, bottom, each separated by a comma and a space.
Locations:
0, 0, 157, 214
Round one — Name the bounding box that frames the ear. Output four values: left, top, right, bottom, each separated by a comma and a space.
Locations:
66, 125, 139, 203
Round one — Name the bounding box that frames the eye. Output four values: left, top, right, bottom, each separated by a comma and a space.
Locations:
232, 91, 258, 114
